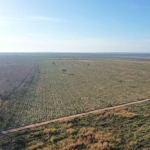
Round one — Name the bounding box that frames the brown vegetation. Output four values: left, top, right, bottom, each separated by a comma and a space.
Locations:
0, 101, 150, 149
28, 142, 44, 150
115, 109, 137, 118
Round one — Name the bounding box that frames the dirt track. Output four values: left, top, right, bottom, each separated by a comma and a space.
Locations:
2, 99, 150, 134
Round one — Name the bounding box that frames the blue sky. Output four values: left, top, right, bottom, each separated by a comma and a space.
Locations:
0, 0, 150, 53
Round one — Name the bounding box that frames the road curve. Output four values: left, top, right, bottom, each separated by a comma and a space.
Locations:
2, 98, 150, 134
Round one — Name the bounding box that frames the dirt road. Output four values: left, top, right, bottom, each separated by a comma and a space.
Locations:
2, 98, 150, 134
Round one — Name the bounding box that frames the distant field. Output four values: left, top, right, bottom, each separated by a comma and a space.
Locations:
1, 53, 150, 130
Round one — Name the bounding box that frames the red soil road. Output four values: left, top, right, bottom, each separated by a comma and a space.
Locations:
2, 98, 150, 135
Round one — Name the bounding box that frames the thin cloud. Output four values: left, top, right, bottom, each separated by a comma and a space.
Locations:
27, 16, 65, 22
0, 16, 65, 22
0, 17, 29, 21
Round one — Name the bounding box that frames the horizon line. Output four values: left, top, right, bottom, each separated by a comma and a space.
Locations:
0, 52, 150, 54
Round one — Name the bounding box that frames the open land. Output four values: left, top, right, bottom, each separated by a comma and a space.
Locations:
1, 53, 150, 131
2, 98, 150, 134
0, 53, 150, 149
0, 100, 150, 150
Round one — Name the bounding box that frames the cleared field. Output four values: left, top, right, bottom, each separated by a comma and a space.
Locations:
0, 99, 150, 150
0, 55, 38, 100
1, 53, 150, 130
2, 99, 150, 134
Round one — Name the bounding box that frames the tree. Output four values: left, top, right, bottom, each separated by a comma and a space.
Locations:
62, 69, 67, 73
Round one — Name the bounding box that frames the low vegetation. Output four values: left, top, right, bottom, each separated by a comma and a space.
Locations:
1, 54, 150, 130
0, 101, 150, 149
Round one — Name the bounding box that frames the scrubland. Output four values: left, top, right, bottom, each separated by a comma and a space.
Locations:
1, 54, 150, 130
0, 53, 150, 149
0, 101, 149, 149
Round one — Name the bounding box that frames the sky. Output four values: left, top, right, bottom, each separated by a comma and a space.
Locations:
0, 0, 150, 53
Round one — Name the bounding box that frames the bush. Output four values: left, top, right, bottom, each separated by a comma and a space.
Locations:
62, 69, 67, 73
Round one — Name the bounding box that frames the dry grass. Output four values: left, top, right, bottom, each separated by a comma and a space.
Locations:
43, 128, 56, 134
28, 142, 44, 150
128, 141, 137, 146
66, 128, 75, 134
61, 141, 85, 150
59, 118, 73, 124
1, 101, 150, 150
90, 142, 113, 150
42, 147, 52, 150
63, 123, 73, 129
115, 109, 137, 118
45, 127, 121, 150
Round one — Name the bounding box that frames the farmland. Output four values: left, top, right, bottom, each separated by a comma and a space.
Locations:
0, 54, 38, 100
1, 53, 150, 130
0, 99, 150, 149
